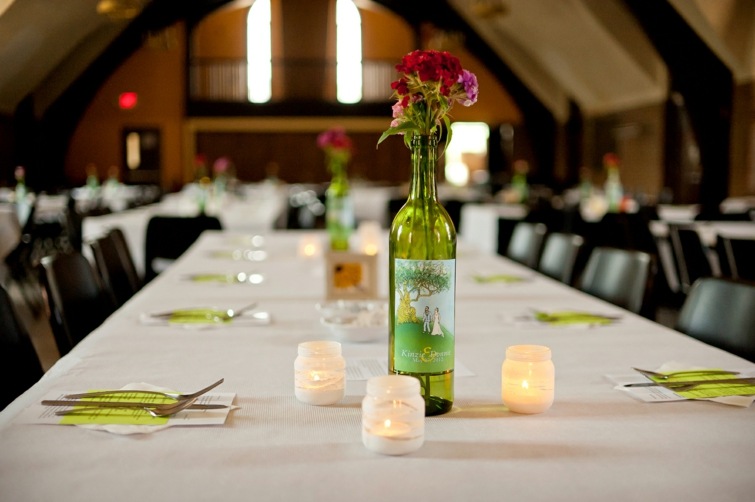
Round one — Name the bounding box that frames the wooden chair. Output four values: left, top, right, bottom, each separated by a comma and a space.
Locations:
537, 232, 584, 285
89, 227, 141, 307
0, 283, 44, 409
578, 246, 654, 315
505, 222, 547, 269
144, 215, 222, 282
39, 251, 116, 356
675, 277, 755, 362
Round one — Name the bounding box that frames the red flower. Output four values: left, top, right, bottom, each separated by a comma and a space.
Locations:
379, 49, 478, 145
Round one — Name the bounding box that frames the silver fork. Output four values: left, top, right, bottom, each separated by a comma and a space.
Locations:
632, 367, 739, 380
53, 398, 201, 417
63, 378, 224, 400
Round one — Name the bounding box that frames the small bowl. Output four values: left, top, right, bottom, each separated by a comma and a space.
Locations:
319, 301, 388, 343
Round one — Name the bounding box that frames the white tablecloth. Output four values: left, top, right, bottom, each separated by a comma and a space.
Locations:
1, 231, 753, 501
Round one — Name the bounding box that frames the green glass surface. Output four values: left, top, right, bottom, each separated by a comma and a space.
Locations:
389, 134, 456, 416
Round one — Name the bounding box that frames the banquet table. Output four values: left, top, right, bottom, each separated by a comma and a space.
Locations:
81, 184, 287, 276
1, 230, 754, 502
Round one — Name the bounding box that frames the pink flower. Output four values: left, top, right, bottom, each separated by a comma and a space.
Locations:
213, 156, 231, 174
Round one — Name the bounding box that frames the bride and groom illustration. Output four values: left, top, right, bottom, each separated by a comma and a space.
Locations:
422, 306, 444, 337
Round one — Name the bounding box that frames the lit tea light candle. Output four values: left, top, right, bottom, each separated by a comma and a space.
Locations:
501, 345, 555, 414
362, 375, 424, 455
357, 221, 381, 256
298, 233, 322, 258
294, 341, 345, 405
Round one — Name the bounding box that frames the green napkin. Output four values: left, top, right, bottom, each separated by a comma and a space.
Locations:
533, 310, 617, 326
169, 308, 232, 325
650, 372, 755, 399
188, 274, 240, 284
59, 393, 174, 425
472, 274, 524, 284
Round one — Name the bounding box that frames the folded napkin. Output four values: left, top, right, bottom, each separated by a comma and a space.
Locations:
140, 308, 271, 328
22, 383, 237, 435
511, 309, 620, 328
611, 361, 755, 407
182, 272, 264, 285
471, 273, 527, 284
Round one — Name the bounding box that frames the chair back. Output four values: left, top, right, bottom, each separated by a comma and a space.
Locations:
0, 284, 44, 409
89, 227, 141, 307
40, 251, 116, 356
578, 246, 653, 314
144, 215, 222, 282
675, 277, 755, 362
668, 224, 712, 294
718, 237, 755, 282
506, 222, 547, 268
537, 232, 584, 285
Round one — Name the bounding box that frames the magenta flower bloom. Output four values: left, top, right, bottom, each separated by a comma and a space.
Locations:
458, 70, 479, 106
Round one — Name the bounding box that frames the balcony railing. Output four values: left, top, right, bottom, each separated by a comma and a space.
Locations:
189, 58, 396, 103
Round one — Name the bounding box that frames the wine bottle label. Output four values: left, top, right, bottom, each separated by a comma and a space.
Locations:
392, 259, 455, 374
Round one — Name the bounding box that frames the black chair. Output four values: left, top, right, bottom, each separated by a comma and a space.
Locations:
144, 215, 222, 282
40, 251, 116, 356
505, 222, 547, 269
89, 227, 141, 307
717, 237, 755, 282
537, 232, 584, 285
578, 246, 653, 315
667, 224, 713, 294
0, 283, 44, 409
675, 277, 755, 362
496, 217, 521, 256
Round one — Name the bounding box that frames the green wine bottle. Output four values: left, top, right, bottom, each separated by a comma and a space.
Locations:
389, 134, 456, 416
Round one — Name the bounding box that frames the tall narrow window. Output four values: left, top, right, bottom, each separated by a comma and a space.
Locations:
247, 0, 272, 103
336, 0, 362, 103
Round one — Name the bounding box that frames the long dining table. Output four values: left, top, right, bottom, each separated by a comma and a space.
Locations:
1, 230, 754, 501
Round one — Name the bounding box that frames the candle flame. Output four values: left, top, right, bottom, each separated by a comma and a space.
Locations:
303, 244, 316, 256
310, 371, 321, 381
521, 380, 529, 389
363, 244, 378, 256
384, 419, 392, 428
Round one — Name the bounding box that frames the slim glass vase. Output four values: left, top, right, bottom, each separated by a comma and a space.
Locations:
326, 166, 354, 251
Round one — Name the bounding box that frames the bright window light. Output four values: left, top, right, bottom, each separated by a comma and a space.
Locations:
247, 0, 272, 103
445, 122, 490, 187
336, 0, 362, 103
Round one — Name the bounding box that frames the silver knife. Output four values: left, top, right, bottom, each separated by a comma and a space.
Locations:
624, 377, 755, 388
41, 399, 228, 410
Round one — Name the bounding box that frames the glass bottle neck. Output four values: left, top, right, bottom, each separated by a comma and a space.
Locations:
409, 135, 438, 201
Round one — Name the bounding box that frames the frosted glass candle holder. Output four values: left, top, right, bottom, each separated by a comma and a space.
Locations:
294, 341, 345, 405
362, 375, 425, 455
501, 345, 555, 414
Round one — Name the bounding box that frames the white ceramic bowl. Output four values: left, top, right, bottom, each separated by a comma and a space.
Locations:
319, 301, 388, 343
